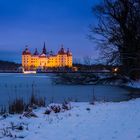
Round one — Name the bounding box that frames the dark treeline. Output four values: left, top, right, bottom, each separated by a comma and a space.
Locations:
73, 63, 115, 72
0, 60, 21, 71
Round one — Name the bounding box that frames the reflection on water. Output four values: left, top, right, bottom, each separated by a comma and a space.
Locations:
0, 73, 139, 107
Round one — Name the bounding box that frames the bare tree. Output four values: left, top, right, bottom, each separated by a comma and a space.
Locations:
83, 56, 92, 65
90, 0, 140, 79
73, 58, 81, 64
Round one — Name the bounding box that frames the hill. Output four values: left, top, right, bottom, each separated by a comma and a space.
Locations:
0, 60, 21, 71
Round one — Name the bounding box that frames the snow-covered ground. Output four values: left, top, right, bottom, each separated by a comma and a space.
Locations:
0, 99, 140, 140
127, 81, 140, 89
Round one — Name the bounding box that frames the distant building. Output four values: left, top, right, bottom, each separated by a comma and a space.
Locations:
22, 43, 72, 70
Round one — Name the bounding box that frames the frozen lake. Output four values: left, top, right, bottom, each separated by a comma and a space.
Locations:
0, 73, 138, 106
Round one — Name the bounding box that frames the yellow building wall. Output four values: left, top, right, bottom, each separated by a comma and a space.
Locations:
31, 56, 39, 68
67, 56, 72, 67
22, 54, 31, 70
22, 54, 73, 70
57, 54, 68, 67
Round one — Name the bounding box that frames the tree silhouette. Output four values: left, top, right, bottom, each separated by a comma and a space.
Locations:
90, 0, 140, 79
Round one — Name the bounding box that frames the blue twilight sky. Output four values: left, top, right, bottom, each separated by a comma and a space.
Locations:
0, 0, 100, 63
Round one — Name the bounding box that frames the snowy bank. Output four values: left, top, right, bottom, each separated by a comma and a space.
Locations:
0, 99, 140, 140
127, 81, 140, 89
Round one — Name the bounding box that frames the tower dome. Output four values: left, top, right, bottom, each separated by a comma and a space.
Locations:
67, 48, 72, 56
58, 44, 66, 55
22, 46, 31, 55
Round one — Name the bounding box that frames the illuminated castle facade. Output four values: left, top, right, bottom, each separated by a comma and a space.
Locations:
22, 43, 72, 70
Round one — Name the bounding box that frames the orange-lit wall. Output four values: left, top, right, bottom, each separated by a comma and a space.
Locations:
22, 54, 72, 70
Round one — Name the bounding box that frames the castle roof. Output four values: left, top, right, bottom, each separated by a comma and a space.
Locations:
42, 42, 47, 55
67, 48, 72, 56
22, 47, 31, 55
58, 45, 67, 55
39, 53, 46, 58
38, 42, 47, 57
33, 48, 39, 56
22, 43, 72, 57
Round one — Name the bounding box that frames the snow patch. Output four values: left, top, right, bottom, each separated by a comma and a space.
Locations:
0, 99, 140, 140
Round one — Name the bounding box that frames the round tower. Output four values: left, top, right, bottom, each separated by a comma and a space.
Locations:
67, 48, 72, 67
22, 46, 32, 70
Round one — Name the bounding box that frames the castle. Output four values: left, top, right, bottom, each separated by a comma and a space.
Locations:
22, 43, 72, 71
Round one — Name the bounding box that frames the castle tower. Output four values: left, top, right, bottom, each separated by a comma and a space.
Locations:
58, 44, 65, 54
58, 44, 67, 67
67, 48, 72, 67
22, 46, 32, 70
42, 42, 47, 55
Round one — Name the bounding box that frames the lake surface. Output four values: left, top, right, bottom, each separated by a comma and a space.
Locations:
0, 73, 139, 107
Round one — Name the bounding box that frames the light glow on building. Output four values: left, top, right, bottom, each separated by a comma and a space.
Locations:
22, 43, 72, 70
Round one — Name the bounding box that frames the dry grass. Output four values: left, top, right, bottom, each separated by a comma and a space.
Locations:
29, 94, 46, 107
8, 94, 46, 114
8, 98, 25, 114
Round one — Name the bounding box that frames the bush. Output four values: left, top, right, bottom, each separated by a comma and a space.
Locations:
62, 101, 71, 110
44, 102, 71, 115
50, 105, 61, 113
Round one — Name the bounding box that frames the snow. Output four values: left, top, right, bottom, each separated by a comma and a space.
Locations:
127, 81, 140, 88
1, 99, 140, 140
